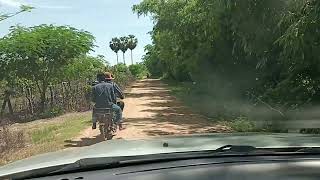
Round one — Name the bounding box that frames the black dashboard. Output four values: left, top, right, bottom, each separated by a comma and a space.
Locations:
31, 155, 320, 180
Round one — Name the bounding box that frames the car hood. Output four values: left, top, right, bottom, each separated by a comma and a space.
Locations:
1, 133, 320, 177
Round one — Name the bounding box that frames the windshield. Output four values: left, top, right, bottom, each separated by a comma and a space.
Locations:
1, 0, 320, 171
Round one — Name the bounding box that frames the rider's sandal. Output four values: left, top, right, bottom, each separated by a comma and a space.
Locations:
119, 124, 126, 131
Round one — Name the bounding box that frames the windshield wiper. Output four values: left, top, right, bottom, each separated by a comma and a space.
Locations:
50, 145, 257, 173
297, 147, 320, 153
214, 145, 256, 153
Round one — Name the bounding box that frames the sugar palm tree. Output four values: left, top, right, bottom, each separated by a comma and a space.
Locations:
127, 35, 138, 65
109, 37, 121, 64
119, 36, 129, 65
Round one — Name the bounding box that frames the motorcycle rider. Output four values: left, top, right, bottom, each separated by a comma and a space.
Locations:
104, 72, 125, 115
104, 72, 125, 111
92, 72, 125, 130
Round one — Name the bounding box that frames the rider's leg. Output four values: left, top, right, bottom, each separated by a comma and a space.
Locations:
117, 101, 125, 111
111, 103, 124, 130
92, 111, 97, 129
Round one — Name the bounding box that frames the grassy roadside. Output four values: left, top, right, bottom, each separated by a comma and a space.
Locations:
164, 80, 256, 132
0, 112, 91, 166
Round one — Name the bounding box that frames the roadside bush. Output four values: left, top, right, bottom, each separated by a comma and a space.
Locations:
110, 63, 135, 88
112, 63, 128, 74
135, 0, 320, 133
37, 106, 64, 119
226, 117, 256, 132
0, 126, 25, 154
129, 63, 149, 79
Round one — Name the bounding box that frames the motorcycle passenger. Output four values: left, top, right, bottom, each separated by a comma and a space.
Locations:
105, 72, 125, 129
106, 72, 125, 111
91, 72, 125, 130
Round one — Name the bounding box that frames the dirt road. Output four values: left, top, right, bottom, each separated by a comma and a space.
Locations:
65, 79, 230, 147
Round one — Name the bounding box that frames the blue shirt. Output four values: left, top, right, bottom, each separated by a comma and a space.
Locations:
92, 81, 124, 108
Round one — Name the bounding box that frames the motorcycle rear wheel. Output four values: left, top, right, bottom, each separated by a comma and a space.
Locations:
105, 123, 113, 140
99, 125, 107, 140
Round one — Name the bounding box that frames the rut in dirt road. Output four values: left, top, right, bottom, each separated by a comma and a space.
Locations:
65, 79, 230, 147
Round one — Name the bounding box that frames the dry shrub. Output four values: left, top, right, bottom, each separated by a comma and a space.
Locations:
0, 125, 25, 154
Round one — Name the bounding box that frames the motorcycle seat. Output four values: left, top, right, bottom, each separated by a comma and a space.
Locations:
94, 107, 112, 115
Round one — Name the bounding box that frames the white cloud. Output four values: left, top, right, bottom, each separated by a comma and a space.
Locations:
0, 0, 23, 7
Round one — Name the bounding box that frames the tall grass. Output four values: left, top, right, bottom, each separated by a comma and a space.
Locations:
29, 114, 91, 145
0, 112, 91, 166
0, 126, 25, 154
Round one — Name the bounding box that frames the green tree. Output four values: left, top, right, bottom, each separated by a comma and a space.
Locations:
96, 54, 109, 66
142, 44, 162, 77
0, 5, 34, 115
129, 63, 149, 79
109, 37, 121, 64
133, 0, 320, 113
0, 25, 95, 111
119, 36, 129, 65
61, 55, 106, 81
127, 35, 138, 65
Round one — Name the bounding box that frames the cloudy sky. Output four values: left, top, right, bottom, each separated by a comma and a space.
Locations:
0, 0, 153, 65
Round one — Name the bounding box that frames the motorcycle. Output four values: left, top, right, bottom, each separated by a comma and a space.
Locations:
94, 107, 117, 140
94, 100, 124, 140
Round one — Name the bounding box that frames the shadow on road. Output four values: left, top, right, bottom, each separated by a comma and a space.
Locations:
64, 136, 104, 147
65, 79, 230, 147
130, 79, 166, 88
124, 79, 231, 137
125, 116, 230, 137
64, 134, 124, 148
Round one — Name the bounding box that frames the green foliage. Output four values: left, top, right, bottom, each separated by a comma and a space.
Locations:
0, 24, 134, 121
129, 63, 149, 79
112, 63, 128, 73
128, 35, 138, 65
0, 25, 95, 81
110, 35, 138, 65
142, 44, 163, 77
110, 63, 135, 88
119, 36, 129, 64
119, 36, 129, 53
61, 55, 105, 81
127, 35, 138, 51
109, 37, 121, 63
133, 0, 320, 112
37, 106, 64, 119
0, 24, 95, 110
109, 38, 121, 53
228, 117, 256, 132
